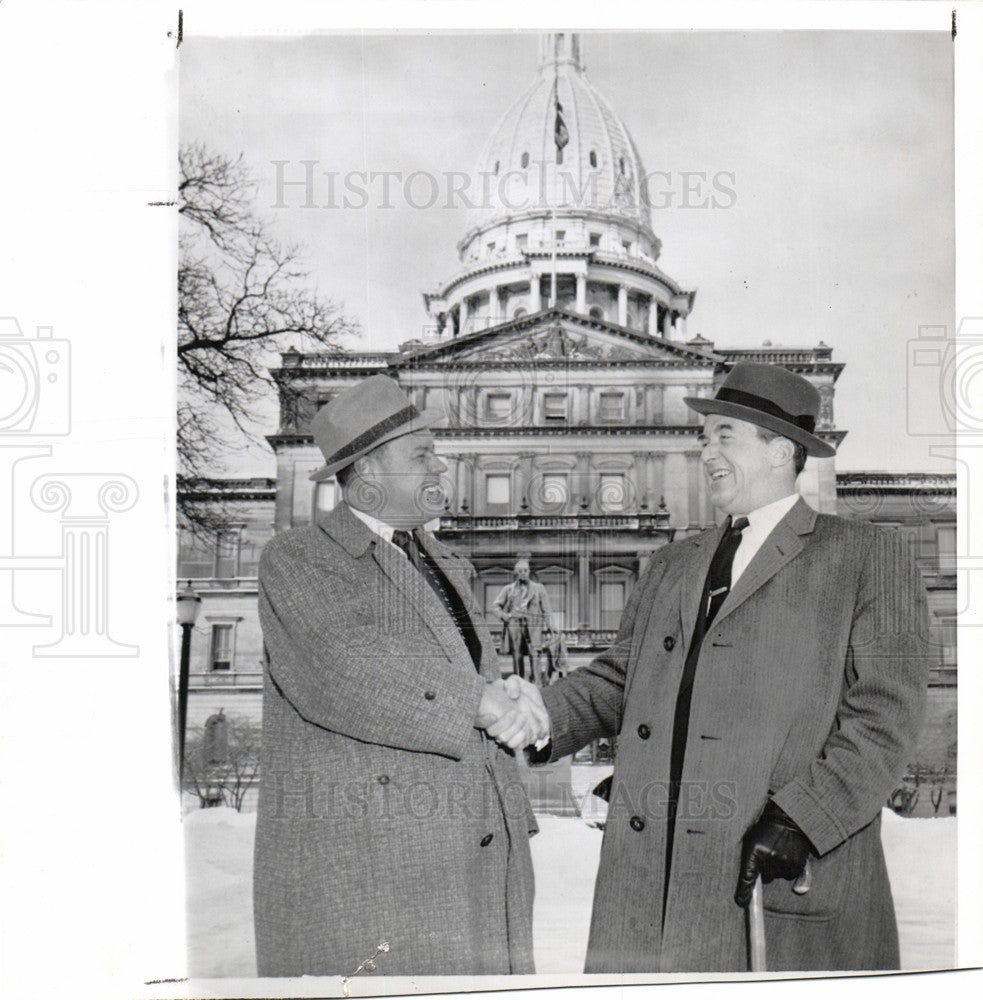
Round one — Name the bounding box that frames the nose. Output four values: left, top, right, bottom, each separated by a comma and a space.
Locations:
431, 454, 448, 474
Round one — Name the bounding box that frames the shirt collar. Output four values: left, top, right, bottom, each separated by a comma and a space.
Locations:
347, 504, 397, 544
743, 493, 800, 536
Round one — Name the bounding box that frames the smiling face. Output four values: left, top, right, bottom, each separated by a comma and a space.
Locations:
353, 429, 447, 528
699, 413, 797, 516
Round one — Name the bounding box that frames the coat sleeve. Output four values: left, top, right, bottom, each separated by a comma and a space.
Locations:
538, 558, 664, 760
771, 529, 930, 856
258, 532, 486, 760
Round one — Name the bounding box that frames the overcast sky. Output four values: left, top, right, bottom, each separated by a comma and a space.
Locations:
180, 29, 955, 474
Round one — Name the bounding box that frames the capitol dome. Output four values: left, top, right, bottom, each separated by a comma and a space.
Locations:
459, 33, 658, 262
424, 32, 694, 342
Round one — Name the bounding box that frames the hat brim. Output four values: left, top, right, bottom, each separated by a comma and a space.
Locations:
309, 408, 446, 482
684, 397, 836, 458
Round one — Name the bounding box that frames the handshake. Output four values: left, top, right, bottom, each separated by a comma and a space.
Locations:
474, 676, 551, 750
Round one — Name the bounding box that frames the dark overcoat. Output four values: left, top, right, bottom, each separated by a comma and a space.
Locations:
254, 503, 537, 977
541, 500, 928, 973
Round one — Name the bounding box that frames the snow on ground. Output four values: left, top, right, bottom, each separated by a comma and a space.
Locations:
184, 766, 955, 978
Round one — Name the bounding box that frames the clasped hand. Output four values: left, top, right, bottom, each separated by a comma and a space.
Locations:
475, 676, 550, 750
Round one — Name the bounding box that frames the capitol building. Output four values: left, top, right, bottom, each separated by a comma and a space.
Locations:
178, 33, 955, 809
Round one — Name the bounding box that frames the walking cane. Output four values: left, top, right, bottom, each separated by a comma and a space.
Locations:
747, 860, 812, 973
748, 878, 767, 972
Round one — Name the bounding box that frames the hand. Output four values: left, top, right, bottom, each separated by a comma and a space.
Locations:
503, 674, 550, 745
735, 801, 812, 908
474, 679, 547, 750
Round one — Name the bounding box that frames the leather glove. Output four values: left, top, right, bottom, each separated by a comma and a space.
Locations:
734, 800, 812, 908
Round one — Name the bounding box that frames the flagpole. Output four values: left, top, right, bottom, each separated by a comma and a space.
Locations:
550, 204, 557, 308
550, 64, 560, 309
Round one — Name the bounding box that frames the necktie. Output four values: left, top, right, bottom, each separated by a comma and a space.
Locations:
664, 516, 749, 917
391, 529, 482, 670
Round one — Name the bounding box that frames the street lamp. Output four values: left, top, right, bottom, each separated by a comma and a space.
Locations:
176, 580, 202, 784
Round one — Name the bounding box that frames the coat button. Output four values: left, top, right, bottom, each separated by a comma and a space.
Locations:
637, 724, 651, 740
424, 691, 436, 700
377, 775, 390, 785
663, 636, 676, 651
629, 816, 645, 832
480, 833, 494, 847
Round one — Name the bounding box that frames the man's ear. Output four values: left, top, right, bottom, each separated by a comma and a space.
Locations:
769, 435, 795, 470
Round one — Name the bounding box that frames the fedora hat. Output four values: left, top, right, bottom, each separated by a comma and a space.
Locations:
309, 375, 444, 482
684, 363, 835, 457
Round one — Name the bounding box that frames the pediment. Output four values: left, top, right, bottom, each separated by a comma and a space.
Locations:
397, 308, 718, 367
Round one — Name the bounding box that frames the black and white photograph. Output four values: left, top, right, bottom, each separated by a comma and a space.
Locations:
1, 2, 981, 998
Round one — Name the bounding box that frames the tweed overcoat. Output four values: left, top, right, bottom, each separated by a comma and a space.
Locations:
541, 500, 928, 973
254, 503, 537, 977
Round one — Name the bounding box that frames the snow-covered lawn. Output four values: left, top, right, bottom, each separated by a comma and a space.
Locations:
184, 766, 956, 978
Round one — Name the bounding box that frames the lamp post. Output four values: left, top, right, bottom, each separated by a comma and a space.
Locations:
176, 580, 201, 784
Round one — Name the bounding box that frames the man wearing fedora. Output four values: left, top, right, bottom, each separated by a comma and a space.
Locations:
254, 374, 547, 977
524, 362, 928, 973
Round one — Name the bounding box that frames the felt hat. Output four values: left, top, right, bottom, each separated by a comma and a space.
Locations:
308, 375, 443, 482
684, 362, 835, 457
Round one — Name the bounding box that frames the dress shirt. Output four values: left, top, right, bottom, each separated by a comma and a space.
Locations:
348, 504, 400, 549
730, 492, 800, 586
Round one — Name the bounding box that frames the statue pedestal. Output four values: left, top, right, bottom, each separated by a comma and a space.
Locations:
516, 752, 576, 816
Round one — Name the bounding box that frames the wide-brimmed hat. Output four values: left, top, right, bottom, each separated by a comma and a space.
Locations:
309, 375, 444, 482
684, 362, 835, 457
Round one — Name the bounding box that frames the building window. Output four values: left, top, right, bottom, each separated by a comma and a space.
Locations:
210, 624, 234, 671
516, 233, 528, 251
599, 581, 626, 630
494, 160, 500, 175
589, 232, 601, 247
589, 150, 597, 168
537, 473, 569, 512
937, 614, 956, 666
599, 473, 627, 512
485, 393, 513, 422
521, 151, 530, 169
599, 392, 625, 422
936, 523, 956, 573
554, 229, 566, 246
621, 240, 632, 254
543, 392, 568, 422
487, 241, 496, 254
486, 474, 511, 508
215, 530, 240, 578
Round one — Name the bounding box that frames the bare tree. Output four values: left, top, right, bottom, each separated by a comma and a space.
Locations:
178, 143, 358, 533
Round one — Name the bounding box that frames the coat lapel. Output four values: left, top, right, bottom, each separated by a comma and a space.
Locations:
714, 498, 817, 627
416, 530, 500, 679
318, 505, 473, 670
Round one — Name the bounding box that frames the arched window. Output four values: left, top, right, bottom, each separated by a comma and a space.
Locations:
521, 151, 530, 169
494, 160, 500, 175
513, 307, 528, 319
589, 150, 597, 168
619, 156, 626, 176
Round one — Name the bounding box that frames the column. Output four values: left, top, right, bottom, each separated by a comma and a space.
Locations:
496, 285, 507, 324
675, 313, 687, 339
519, 452, 535, 510
647, 297, 659, 337
459, 296, 470, 335
456, 455, 471, 512
662, 307, 673, 339
574, 452, 591, 508
576, 272, 587, 314
578, 551, 591, 630
529, 274, 541, 312
617, 284, 628, 327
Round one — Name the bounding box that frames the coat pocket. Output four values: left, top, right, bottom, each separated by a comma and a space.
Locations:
762, 831, 858, 920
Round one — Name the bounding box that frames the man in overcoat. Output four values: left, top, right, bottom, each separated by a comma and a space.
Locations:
529, 363, 928, 972
254, 375, 545, 977
494, 557, 553, 683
